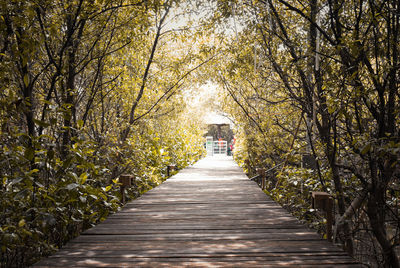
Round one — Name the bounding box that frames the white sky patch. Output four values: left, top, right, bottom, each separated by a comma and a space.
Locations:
185, 82, 233, 126
204, 112, 232, 125
186, 82, 218, 107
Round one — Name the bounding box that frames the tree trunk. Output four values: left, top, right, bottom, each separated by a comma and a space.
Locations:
61, 14, 85, 158
367, 183, 400, 267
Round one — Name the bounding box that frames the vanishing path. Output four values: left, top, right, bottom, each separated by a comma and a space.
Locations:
35, 156, 363, 267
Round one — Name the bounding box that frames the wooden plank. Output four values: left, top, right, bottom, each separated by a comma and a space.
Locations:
35, 260, 365, 268
84, 226, 312, 233
57, 241, 346, 254
71, 233, 324, 241
98, 219, 302, 225
41, 257, 358, 265
34, 156, 364, 267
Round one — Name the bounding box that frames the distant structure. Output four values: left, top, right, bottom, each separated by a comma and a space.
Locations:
204, 112, 234, 156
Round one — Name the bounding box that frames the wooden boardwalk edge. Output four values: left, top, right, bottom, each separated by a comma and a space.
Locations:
34, 156, 365, 267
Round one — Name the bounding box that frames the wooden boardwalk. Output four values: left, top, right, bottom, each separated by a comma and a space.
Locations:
35, 156, 363, 267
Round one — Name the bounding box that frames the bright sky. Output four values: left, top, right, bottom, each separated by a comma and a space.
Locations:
185, 82, 233, 125
204, 111, 232, 125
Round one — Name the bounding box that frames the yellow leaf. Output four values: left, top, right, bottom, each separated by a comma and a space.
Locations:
79, 172, 88, 184
18, 219, 26, 227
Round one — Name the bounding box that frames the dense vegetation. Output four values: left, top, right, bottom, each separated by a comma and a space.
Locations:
215, 0, 400, 267
1, 0, 399, 267
0, 1, 207, 266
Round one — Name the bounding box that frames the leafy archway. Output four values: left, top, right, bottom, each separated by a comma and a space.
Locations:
1, 0, 399, 266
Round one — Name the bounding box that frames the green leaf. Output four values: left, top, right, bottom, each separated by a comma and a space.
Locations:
33, 119, 50, 128
21, 229, 32, 236
98, 192, 107, 201
105, 185, 112, 192
360, 144, 371, 155
23, 74, 29, 87
63, 156, 74, 168
24, 147, 35, 161
22, 57, 28, 67
43, 194, 55, 202
77, 119, 84, 129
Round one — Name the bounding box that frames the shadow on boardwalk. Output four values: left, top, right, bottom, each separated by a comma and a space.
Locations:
35, 156, 364, 267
